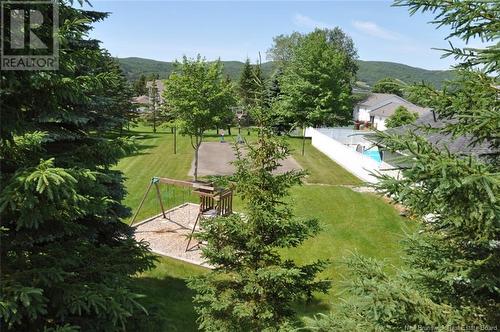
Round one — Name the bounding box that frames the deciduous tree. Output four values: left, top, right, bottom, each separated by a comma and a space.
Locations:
385, 105, 418, 128
278, 28, 358, 155
163, 56, 235, 181
143, 79, 164, 133
372, 77, 406, 96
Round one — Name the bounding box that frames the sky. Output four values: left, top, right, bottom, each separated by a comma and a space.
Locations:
82, 1, 478, 70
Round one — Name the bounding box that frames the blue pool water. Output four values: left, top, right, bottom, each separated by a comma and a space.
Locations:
363, 150, 382, 163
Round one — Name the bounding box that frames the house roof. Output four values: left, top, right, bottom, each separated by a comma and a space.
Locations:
131, 95, 149, 104
370, 101, 430, 118
380, 112, 497, 157
358, 93, 431, 118
358, 93, 395, 108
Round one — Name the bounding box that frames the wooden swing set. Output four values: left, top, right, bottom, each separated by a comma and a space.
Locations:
130, 176, 233, 251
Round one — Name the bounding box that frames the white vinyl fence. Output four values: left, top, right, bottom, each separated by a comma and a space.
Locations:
305, 127, 398, 183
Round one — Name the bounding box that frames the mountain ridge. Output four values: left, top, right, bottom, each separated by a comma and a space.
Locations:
118, 56, 455, 88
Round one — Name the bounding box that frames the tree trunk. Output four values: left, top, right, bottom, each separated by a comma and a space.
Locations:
152, 106, 157, 133
173, 126, 177, 154
302, 127, 306, 156
227, 127, 231, 135
194, 144, 199, 181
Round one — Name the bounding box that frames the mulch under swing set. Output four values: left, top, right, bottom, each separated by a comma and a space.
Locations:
130, 176, 233, 267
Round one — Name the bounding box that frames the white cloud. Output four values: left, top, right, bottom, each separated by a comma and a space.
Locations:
352, 20, 400, 40
293, 14, 332, 30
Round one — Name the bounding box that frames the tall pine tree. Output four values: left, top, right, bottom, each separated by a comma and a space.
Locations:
188, 63, 329, 331
0, 1, 155, 330
133, 74, 148, 96
238, 58, 254, 107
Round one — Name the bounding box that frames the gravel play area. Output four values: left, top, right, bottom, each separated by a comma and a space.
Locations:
133, 203, 211, 267
188, 141, 302, 177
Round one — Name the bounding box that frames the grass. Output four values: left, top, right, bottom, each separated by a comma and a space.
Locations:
116, 124, 411, 330
117, 125, 361, 221
130, 257, 206, 332
287, 137, 362, 185
286, 185, 410, 316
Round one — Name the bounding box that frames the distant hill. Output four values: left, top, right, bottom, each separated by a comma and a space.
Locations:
117, 57, 454, 89
356, 61, 455, 88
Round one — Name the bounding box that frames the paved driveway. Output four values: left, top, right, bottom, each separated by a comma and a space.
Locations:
188, 142, 302, 177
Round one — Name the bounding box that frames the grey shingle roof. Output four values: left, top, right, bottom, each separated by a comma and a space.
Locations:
131, 95, 149, 104
370, 101, 430, 117
358, 93, 431, 118
358, 93, 395, 107
384, 112, 497, 157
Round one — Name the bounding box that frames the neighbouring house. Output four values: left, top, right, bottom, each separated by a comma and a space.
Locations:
131, 95, 149, 112
131, 80, 164, 112
353, 93, 430, 130
304, 111, 497, 183
374, 111, 498, 162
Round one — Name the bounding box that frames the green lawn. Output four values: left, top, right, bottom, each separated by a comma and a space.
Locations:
116, 124, 411, 330
287, 137, 362, 185
130, 257, 206, 332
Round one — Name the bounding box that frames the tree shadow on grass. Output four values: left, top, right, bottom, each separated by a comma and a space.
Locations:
129, 276, 199, 332
131, 144, 158, 156
129, 275, 332, 331
119, 143, 158, 159
127, 130, 174, 136
294, 296, 332, 320
127, 277, 198, 332
129, 134, 158, 140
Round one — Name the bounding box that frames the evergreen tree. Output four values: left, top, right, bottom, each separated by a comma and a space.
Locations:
238, 59, 267, 133
239, 58, 254, 106
218, 76, 236, 135
0, 1, 155, 331
308, 1, 499, 330
163, 56, 235, 181
133, 74, 147, 96
249, 62, 264, 102
267, 68, 283, 102
188, 64, 329, 331
266, 69, 292, 134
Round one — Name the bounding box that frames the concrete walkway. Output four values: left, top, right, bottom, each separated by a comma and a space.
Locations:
188, 142, 302, 177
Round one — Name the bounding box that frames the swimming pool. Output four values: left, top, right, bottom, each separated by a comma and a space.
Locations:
363, 150, 382, 163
